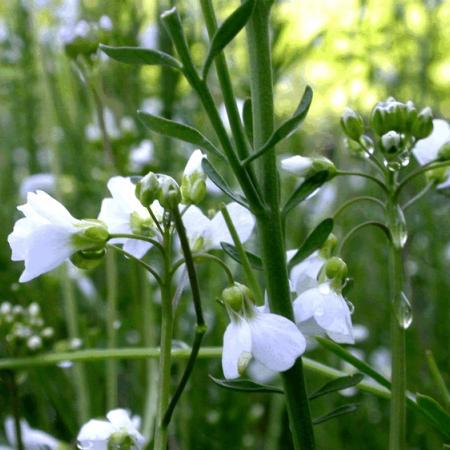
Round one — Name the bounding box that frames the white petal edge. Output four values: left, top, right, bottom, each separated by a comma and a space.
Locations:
222, 320, 252, 379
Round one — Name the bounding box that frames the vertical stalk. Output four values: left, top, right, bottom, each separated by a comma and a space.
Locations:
154, 226, 173, 450
7, 371, 24, 450
106, 251, 119, 410
245, 3, 315, 449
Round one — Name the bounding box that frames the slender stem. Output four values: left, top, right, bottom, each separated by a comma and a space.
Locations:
105, 251, 118, 410
246, 3, 315, 449
338, 221, 390, 254
148, 205, 164, 236
154, 226, 173, 450
336, 170, 388, 192
107, 244, 162, 286
109, 233, 164, 253
333, 196, 385, 220
402, 182, 433, 211
425, 350, 450, 409
7, 371, 24, 450
389, 244, 406, 450
220, 204, 262, 302
395, 160, 450, 197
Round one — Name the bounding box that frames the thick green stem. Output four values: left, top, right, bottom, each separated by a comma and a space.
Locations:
246, 3, 315, 449
389, 244, 406, 450
106, 251, 119, 410
154, 227, 173, 450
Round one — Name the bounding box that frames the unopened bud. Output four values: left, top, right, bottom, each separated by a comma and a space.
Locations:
311, 157, 337, 179
222, 283, 254, 313
381, 131, 401, 154
157, 175, 181, 210
412, 107, 433, 139
181, 177, 206, 205
70, 248, 106, 270
438, 142, 450, 161
340, 108, 365, 141
136, 172, 160, 207
324, 257, 348, 285
281, 155, 313, 177
370, 105, 388, 135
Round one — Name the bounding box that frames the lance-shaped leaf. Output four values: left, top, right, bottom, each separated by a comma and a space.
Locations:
288, 218, 334, 270
242, 97, 253, 145
283, 170, 329, 216
100, 44, 182, 70
416, 394, 450, 439
209, 375, 283, 394
309, 373, 364, 400
137, 112, 224, 161
313, 404, 359, 425
201, 159, 248, 207
243, 86, 313, 166
202, 0, 255, 79
221, 242, 263, 270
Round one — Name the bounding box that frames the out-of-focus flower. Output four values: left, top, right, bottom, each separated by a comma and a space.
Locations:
129, 140, 154, 172
8, 191, 108, 282
139, 24, 158, 48
221, 283, 305, 379
4, 417, 60, 450
98, 176, 163, 258
19, 173, 56, 199
77, 409, 145, 450
281, 155, 336, 179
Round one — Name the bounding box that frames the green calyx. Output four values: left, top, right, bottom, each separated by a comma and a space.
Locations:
311, 157, 337, 179
158, 174, 181, 210
72, 220, 109, 252
319, 234, 338, 259
341, 108, 365, 141
324, 257, 348, 290
70, 248, 106, 270
411, 107, 433, 139
130, 211, 155, 236
438, 142, 450, 161
136, 172, 160, 207
107, 432, 134, 450
222, 283, 255, 317
181, 174, 207, 205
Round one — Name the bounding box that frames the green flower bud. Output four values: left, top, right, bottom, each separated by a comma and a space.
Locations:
319, 233, 338, 259
222, 283, 254, 314
412, 107, 433, 139
311, 157, 337, 179
108, 432, 134, 450
370, 105, 388, 135
136, 172, 160, 207
405, 101, 418, 132
73, 220, 109, 252
70, 248, 106, 270
340, 108, 365, 141
181, 176, 207, 205
381, 131, 402, 154
438, 142, 450, 161
324, 257, 348, 290
157, 175, 181, 210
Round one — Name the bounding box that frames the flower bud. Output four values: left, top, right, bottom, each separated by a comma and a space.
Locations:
281, 155, 313, 177
340, 108, 365, 141
370, 104, 388, 135
157, 175, 181, 210
438, 142, 450, 161
73, 220, 109, 252
181, 151, 207, 205
108, 432, 134, 450
311, 157, 337, 179
136, 172, 160, 207
324, 257, 348, 290
412, 107, 433, 139
426, 167, 448, 185
405, 101, 418, 132
381, 131, 401, 154
222, 283, 254, 314
70, 248, 106, 270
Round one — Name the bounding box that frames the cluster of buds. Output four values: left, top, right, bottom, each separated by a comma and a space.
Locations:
341, 98, 435, 172
136, 172, 181, 210
62, 16, 113, 59
0, 302, 54, 356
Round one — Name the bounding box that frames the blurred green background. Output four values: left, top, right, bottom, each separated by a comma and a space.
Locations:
0, 0, 449, 448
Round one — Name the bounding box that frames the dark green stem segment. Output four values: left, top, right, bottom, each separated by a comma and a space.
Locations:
246, 3, 315, 449
7, 371, 24, 450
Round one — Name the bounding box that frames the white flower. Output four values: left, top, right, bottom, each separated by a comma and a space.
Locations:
293, 282, 354, 344
288, 250, 325, 295
19, 173, 55, 199
181, 202, 255, 252
413, 119, 450, 188
139, 24, 158, 48
98, 176, 163, 258
183, 149, 206, 177
8, 191, 106, 283
77, 409, 145, 450
129, 140, 154, 172
99, 15, 113, 31
4, 417, 60, 450
280, 155, 314, 177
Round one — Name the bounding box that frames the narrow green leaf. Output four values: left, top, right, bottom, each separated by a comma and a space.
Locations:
288, 218, 334, 269
242, 86, 313, 166
309, 373, 364, 400
201, 159, 248, 207
283, 171, 329, 216
137, 112, 224, 161
313, 404, 359, 425
220, 242, 263, 271
416, 394, 450, 439
242, 97, 253, 145
209, 375, 283, 394
202, 0, 255, 79
100, 44, 182, 70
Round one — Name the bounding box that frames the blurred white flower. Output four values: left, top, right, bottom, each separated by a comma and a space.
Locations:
4, 417, 60, 450
129, 140, 154, 172
281, 155, 314, 177
139, 24, 158, 48
413, 119, 450, 188
222, 302, 306, 380
98, 15, 113, 31
183, 149, 205, 177
219, 99, 244, 132
293, 282, 354, 344
370, 347, 391, 379
181, 202, 255, 253
19, 173, 55, 199
8, 191, 107, 282
77, 409, 145, 450
98, 176, 163, 258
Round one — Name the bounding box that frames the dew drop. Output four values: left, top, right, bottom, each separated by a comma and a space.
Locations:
394, 292, 413, 329
387, 204, 408, 249
346, 300, 355, 314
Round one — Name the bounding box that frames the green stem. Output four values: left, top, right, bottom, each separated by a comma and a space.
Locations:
7, 371, 24, 450
220, 204, 262, 302
108, 233, 164, 253
389, 243, 406, 450
245, 3, 315, 449
333, 196, 385, 220
154, 226, 173, 450
338, 221, 390, 254
61, 267, 90, 424
106, 251, 119, 410
402, 182, 433, 211
336, 170, 388, 192
425, 350, 450, 409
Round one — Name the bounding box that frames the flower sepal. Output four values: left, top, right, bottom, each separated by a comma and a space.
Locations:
72, 220, 109, 252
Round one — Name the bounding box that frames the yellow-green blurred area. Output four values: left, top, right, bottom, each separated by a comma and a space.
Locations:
0, 1, 449, 449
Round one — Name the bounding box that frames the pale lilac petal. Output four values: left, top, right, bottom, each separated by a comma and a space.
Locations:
413, 119, 450, 165
290, 252, 324, 294
8, 218, 34, 261
107, 409, 145, 447
249, 313, 305, 372
210, 202, 255, 248
77, 419, 114, 450
293, 288, 320, 323
107, 176, 143, 214
181, 205, 211, 249
19, 225, 73, 282
184, 149, 205, 177
222, 320, 252, 379
98, 198, 132, 234
123, 239, 153, 259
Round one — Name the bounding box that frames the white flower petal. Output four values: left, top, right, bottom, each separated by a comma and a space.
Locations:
210, 202, 255, 249
413, 119, 450, 165
106, 176, 145, 215
280, 155, 313, 177
5, 418, 59, 450
184, 149, 205, 177
290, 252, 325, 294
8, 218, 34, 261
19, 225, 73, 282
77, 419, 114, 450
222, 320, 252, 379
122, 239, 153, 259
181, 205, 212, 250
293, 288, 320, 323
249, 313, 305, 372
98, 198, 132, 235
